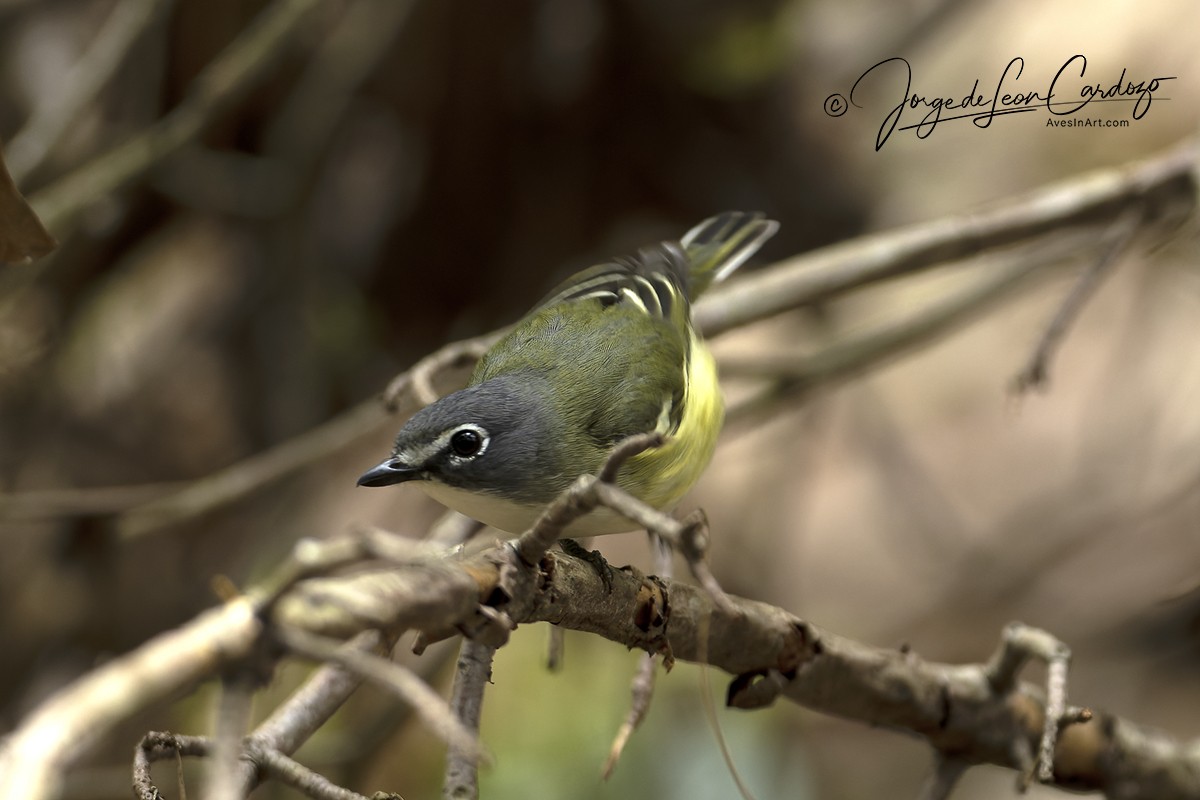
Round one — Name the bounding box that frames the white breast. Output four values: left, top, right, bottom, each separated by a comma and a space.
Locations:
419, 480, 648, 537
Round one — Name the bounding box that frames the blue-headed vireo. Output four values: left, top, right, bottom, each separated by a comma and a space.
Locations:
357, 211, 779, 536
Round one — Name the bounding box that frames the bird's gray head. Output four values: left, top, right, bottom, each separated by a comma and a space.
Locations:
357, 375, 558, 503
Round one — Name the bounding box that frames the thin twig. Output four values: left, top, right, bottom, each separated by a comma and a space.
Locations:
233, 630, 386, 796
0, 144, 55, 262
443, 639, 497, 800
509, 436, 737, 616
135, 731, 377, 800
602, 652, 657, 780
545, 623, 566, 672
316, 638, 461, 787
1039, 649, 1071, 784
981, 623, 1073, 786
206, 675, 254, 800
133, 732, 210, 800
514, 433, 662, 566
385, 334, 499, 411
1011, 210, 1143, 393
602, 535, 672, 779
917, 757, 969, 800
248, 743, 375, 800
984, 622, 1062, 693
277, 626, 487, 765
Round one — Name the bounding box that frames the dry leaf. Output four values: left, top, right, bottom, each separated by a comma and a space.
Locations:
0, 142, 55, 263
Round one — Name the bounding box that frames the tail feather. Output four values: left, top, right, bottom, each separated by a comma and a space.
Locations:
681, 211, 779, 298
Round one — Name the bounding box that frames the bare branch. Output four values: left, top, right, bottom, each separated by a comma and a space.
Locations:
4, 518, 1198, 799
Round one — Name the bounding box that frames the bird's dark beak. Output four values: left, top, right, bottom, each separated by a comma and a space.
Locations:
356, 457, 420, 487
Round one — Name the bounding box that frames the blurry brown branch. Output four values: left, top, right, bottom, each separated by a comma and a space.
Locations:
3, 501, 1199, 799
28, 0, 323, 235
0, 330, 491, 533
720, 229, 1091, 426
693, 135, 1196, 336
5, 0, 174, 184
383, 332, 502, 411
0, 481, 183, 519
153, 0, 416, 218
113, 399, 391, 540
261, 0, 417, 189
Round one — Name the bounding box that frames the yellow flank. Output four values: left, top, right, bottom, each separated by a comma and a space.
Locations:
623, 330, 724, 510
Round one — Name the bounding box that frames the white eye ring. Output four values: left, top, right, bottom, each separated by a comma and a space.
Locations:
446, 423, 489, 461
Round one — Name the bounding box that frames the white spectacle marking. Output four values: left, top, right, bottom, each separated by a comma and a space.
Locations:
442, 423, 490, 464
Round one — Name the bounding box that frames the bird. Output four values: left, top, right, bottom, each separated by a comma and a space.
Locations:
357, 211, 779, 537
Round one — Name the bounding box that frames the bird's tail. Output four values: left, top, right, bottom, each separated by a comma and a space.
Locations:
680, 211, 779, 299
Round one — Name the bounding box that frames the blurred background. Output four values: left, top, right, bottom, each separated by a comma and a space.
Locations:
1, 0, 1199, 798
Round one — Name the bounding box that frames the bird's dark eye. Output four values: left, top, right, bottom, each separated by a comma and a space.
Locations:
450, 428, 484, 457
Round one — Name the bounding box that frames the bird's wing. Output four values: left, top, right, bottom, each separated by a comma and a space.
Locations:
529, 241, 692, 320
474, 246, 691, 449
